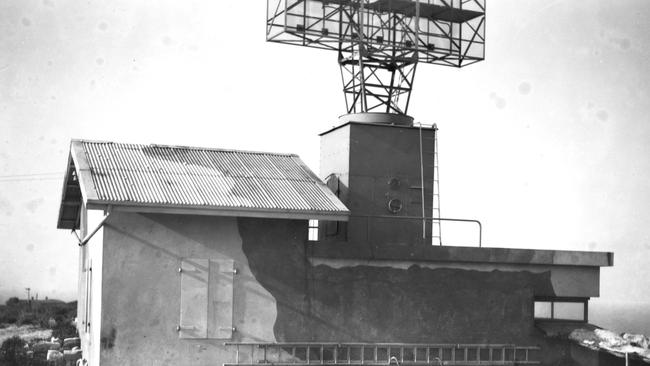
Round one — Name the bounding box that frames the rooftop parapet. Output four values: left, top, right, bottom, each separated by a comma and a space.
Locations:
309, 240, 613, 268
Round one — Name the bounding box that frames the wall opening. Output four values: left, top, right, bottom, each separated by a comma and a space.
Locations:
308, 220, 319, 241
534, 297, 588, 322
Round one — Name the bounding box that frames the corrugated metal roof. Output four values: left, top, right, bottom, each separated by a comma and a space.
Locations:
58, 140, 348, 227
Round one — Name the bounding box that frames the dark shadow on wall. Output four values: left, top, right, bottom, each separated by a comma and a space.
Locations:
238, 217, 556, 346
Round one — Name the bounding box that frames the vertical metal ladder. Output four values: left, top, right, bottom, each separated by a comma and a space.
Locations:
431, 124, 442, 246
417, 123, 442, 246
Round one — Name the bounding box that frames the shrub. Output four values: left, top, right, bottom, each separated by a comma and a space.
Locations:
16, 311, 37, 327
0, 336, 27, 365
4, 298, 20, 307
0, 307, 19, 325
52, 322, 78, 340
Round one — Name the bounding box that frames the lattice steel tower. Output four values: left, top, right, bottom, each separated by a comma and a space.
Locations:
268, 0, 485, 246
266, 0, 485, 115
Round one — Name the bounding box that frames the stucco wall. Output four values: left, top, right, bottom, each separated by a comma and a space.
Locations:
77, 207, 106, 366
238, 218, 570, 365
243, 229, 552, 344
98, 212, 303, 366
77, 205, 87, 358
95, 212, 594, 366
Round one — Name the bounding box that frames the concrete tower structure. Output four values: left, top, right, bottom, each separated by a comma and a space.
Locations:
319, 113, 436, 245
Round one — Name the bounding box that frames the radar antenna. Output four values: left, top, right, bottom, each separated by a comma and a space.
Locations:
267, 0, 486, 115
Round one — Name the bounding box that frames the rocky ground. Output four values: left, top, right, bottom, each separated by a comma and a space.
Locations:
0, 299, 79, 365
0, 325, 52, 345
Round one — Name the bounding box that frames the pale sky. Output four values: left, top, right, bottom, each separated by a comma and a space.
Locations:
1, 0, 649, 330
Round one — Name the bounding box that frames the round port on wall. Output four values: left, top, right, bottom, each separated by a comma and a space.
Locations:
387, 198, 403, 214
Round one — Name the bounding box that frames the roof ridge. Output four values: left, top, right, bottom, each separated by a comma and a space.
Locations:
74, 139, 298, 157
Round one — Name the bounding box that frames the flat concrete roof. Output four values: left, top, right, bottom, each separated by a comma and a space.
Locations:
308, 242, 613, 267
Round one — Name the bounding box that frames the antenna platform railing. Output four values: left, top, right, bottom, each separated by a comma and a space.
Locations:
224, 342, 540, 366
351, 215, 483, 248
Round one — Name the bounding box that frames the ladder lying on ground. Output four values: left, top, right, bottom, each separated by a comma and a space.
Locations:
224, 342, 540, 366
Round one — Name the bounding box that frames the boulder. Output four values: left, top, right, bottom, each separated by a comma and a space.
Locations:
622, 333, 650, 349
33, 341, 61, 353
594, 328, 626, 348
64, 348, 83, 364
63, 337, 80, 349
572, 328, 650, 361
47, 349, 64, 361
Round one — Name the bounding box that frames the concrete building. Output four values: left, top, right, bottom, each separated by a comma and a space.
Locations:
57, 116, 613, 366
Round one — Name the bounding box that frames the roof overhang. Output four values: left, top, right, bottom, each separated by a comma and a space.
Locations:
85, 201, 349, 222
56, 152, 83, 230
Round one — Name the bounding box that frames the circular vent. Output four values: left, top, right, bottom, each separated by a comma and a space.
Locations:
387, 198, 403, 214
